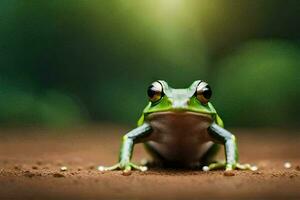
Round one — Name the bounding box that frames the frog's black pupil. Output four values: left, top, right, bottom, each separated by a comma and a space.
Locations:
147, 86, 156, 98
202, 86, 212, 99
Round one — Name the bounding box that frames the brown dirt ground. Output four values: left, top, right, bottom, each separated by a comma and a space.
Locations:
0, 125, 299, 200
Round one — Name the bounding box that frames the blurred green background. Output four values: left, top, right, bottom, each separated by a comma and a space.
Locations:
0, 0, 299, 127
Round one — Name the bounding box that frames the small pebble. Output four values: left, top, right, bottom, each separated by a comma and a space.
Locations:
32, 166, 38, 170
60, 166, 68, 171
223, 171, 235, 176
88, 165, 95, 170
202, 166, 209, 172
295, 165, 300, 171
14, 165, 21, 170
53, 173, 65, 178
284, 162, 292, 169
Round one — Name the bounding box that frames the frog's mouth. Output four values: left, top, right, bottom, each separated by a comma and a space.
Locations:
146, 110, 213, 120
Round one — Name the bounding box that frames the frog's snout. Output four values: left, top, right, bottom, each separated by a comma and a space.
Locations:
170, 98, 190, 110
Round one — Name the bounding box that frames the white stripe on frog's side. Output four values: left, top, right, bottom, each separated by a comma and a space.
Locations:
145, 111, 214, 167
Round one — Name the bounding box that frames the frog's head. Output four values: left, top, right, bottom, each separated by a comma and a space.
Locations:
143, 80, 217, 116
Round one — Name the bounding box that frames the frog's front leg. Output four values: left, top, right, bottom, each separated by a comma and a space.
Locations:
98, 123, 152, 173
204, 123, 256, 171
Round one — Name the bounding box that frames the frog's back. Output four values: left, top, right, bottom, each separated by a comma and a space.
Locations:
145, 112, 214, 167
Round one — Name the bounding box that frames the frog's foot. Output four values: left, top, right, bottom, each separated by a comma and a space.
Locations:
98, 162, 148, 173
202, 162, 258, 171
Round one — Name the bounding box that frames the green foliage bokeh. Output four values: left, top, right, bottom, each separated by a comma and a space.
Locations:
213, 40, 300, 127
0, 1, 299, 127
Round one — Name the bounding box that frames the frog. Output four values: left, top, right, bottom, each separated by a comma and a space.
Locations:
99, 80, 256, 173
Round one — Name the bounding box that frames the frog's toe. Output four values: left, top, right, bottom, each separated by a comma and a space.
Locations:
236, 163, 258, 171
202, 162, 226, 171
97, 163, 120, 172
98, 166, 106, 172
130, 162, 148, 172
202, 166, 210, 171
250, 165, 258, 171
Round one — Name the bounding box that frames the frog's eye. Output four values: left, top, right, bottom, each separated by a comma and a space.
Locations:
147, 81, 164, 102
195, 81, 212, 104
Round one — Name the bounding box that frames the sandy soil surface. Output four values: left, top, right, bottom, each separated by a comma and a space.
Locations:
0, 125, 299, 200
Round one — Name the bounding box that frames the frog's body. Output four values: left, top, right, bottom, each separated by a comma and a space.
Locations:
99, 80, 255, 173
145, 112, 214, 167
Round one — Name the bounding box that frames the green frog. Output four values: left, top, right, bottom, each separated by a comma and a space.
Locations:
99, 80, 256, 173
